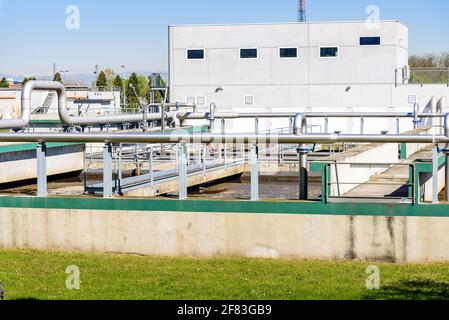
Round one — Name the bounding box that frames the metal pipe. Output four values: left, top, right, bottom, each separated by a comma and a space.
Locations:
0, 133, 449, 145
445, 113, 449, 201
7, 80, 178, 128
438, 97, 447, 135
294, 113, 309, 200
430, 96, 438, 131
0, 80, 52, 129
177, 111, 446, 121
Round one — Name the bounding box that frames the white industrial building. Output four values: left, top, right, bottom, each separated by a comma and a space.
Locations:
169, 21, 448, 133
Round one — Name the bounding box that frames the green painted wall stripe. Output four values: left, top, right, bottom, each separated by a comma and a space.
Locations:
0, 142, 85, 154
0, 196, 448, 218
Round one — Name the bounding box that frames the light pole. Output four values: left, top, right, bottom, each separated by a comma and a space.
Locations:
121, 65, 126, 110
58, 70, 69, 84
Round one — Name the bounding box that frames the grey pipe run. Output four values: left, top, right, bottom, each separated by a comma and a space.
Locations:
177, 111, 447, 120
445, 113, 449, 201
0, 80, 51, 130
1, 80, 196, 130
0, 132, 449, 145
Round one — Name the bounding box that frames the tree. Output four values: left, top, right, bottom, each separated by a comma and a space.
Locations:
113, 75, 123, 89
0, 77, 9, 88
126, 72, 140, 109
22, 76, 36, 85
103, 69, 116, 86
53, 72, 63, 83
96, 71, 108, 88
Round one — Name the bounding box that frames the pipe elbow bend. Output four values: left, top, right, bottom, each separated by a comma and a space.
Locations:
293, 113, 307, 135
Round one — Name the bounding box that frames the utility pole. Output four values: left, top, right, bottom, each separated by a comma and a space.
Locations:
298, 0, 306, 23
121, 65, 126, 110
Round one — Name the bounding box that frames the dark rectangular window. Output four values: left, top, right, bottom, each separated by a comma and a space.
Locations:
320, 47, 339, 58
280, 48, 298, 58
240, 48, 258, 59
360, 37, 381, 46
187, 49, 204, 60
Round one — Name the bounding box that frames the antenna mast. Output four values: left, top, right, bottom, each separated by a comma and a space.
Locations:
298, 0, 306, 23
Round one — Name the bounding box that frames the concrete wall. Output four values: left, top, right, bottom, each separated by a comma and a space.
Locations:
325, 143, 400, 196
0, 144, 84, 184
2, 207, 449, 263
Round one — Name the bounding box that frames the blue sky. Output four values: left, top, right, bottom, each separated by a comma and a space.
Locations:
0, 0, 448, 76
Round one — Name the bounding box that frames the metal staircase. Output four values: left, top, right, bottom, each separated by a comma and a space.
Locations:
32, 92, 55, 114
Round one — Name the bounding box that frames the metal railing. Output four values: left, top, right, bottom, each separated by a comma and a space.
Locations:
409, 68, 449, 85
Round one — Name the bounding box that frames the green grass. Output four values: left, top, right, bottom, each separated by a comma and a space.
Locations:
1, 248, 449, 300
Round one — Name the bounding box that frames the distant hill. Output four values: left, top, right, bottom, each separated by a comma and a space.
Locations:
0, 71, 168, 86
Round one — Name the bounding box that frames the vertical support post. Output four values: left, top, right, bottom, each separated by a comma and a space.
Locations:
294, 114, 309, 201
324, 117, 329, 134
36, 142, 47, 197
103, 143, 113, 198
255, 117, 259, 134
150, 148, 154, 188
360, 117, 365, 135
444, 113, 449, 201
178, 143, 188, 200
221, 118, 225, 135
289, 117, 294, 133
209, 103, 216, 133
413, 103, 420, 130
203, 144, 207, 176
432, 145, 439, 204
250, 143, 259, 201
396, 117, 400, 135
117, 143, 123, 195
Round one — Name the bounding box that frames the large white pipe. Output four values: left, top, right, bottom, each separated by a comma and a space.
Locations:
438, 97, 447, 135
0, 80, 46, 130
7, 80, 179, 128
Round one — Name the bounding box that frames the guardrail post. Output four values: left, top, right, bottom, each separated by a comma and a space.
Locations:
36, 142, 47, 197
103, 143, 113, 198
360, 117, 365, 135
324, 117, 329, 134
294, 114, 309, 201
250, 143, 259, 201
178, 143, 188, 200
445, 113, 449, 201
